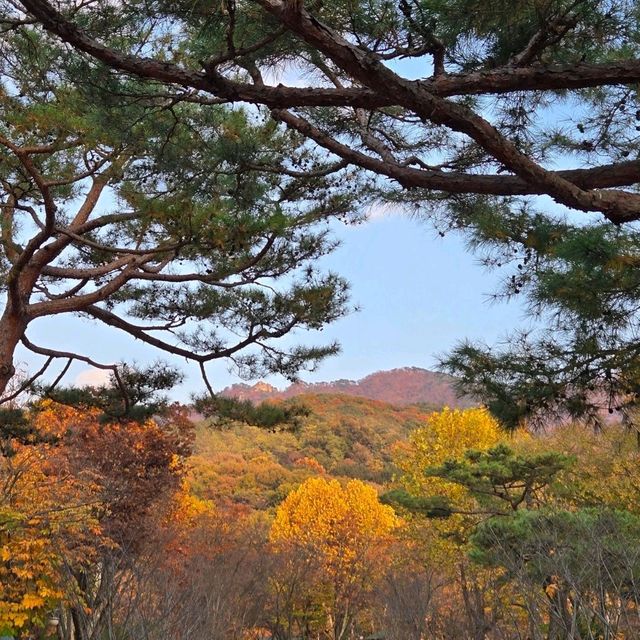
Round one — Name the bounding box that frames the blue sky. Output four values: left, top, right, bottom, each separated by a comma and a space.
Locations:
13, 54, 572, 401
8, 49, 598, 401
270, 211, 529, 384
16, 206, 529, 401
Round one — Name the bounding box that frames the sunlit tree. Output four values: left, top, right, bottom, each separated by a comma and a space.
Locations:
270, 476, 398, 640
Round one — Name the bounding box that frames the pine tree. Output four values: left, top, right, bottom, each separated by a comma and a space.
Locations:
6, 0, 640, 420
0, 26, 364, 398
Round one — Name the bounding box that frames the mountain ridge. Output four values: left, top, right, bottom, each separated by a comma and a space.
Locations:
220, 367, 476, 408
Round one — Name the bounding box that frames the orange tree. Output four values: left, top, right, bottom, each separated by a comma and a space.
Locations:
0, 401, 99, 637
48, 402, 193, 640
0, 398, 196, 640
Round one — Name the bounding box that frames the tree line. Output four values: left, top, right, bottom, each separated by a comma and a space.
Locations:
3, 398, 640, 640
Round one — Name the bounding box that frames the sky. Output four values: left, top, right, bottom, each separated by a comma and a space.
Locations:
8, 55, 561, 402
16, 206, 529, 401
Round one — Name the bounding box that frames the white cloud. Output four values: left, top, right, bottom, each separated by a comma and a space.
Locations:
365, 202, 401, 221
74, 368, 111, 388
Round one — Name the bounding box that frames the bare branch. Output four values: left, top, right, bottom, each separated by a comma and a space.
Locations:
21, 335, 118, 372
46, 357, 73, 393
28, 259, 147, 318
20, 336, 131, 403
41, 256, 135, 280
0, 355, 54, 405
199, 362, 215, 397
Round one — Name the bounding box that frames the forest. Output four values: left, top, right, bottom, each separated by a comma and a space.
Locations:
3, 0, 640, 638
5, 393, 640, 640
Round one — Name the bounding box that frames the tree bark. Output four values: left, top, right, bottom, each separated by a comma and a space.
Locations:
0, 302, 28, 396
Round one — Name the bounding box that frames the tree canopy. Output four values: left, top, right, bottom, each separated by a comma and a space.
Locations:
5, 0, 640, 423
8, 395, 640, 638
0, 15, 367, 399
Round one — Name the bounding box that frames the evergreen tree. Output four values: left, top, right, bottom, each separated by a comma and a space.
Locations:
6, 0, 640, 422
425, 444, 571, 513
0, 25, 365, 398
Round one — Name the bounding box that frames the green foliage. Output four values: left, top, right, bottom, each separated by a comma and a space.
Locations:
5, 0, 640, 425
380, 488, 453, 518
439, 197, 640, 428
0, 23, 368, 398
470, 508, 640, 592
148, 0, 636, 71
38, 363, 182, 422
0, 409, 34, 449
5, 0, 640, 422
194, 394, 310, 431
426, 444, 572, 512
419, 0, 615, 67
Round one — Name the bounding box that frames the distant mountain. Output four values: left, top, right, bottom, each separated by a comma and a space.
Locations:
220, 367, 476, 408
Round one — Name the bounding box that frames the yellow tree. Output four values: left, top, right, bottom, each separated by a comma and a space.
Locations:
393, 407, 517, 640
270, 477, 398, 640
396, 407, 503, 525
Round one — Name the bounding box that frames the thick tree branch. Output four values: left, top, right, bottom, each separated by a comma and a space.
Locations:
273, 110, 640, 210
0, 136, 57, 285
16, 0, 640, 108
41, 257, 135, 280
260, 1, 640, 221
31, 173, 111, 271
19, 335, 119, 373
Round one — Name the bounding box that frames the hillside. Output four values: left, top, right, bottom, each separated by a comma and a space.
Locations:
189, 393, 434, 509
220, 367, 475, 407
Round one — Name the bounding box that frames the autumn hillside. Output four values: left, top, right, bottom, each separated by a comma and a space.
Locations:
220, 367, 476, 407
189, 394, 433, 510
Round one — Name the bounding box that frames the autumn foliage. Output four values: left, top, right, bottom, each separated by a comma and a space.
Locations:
0, 402, 98, 635
271, 476, 397, 569
270, 476, 398, 640
0, 400, 196, 638
5, 396, 640, 639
